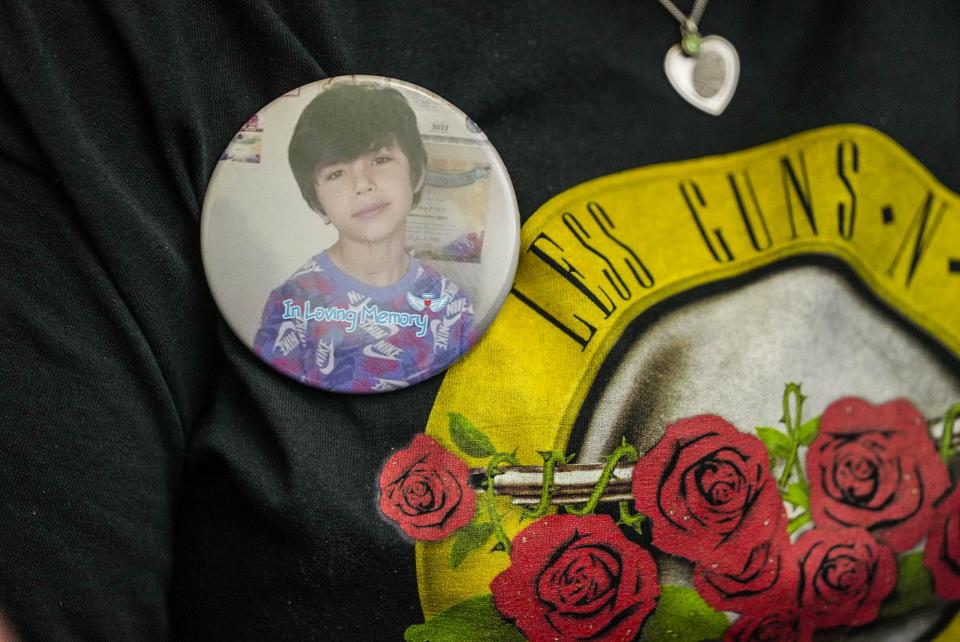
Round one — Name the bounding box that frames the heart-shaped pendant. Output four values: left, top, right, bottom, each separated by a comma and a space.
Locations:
663, 35, 739, 116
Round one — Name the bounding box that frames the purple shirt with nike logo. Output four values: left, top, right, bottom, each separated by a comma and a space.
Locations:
254, 251, 475, 393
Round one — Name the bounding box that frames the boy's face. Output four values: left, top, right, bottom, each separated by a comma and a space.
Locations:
312, 142, 422, 245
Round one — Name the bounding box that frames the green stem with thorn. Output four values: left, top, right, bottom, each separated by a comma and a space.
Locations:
939, 403, 960, 463
618, 501, 645, 533
564, 440, 638, 516
485, 453, 519, 554
521, 452, 568, 520
778, 383, 808, 487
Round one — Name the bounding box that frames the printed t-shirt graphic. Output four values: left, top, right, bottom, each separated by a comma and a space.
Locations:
403, 125, 960, 642
255, 251, 474, 393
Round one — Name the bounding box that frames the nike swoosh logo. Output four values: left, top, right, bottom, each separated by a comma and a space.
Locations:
315, 339, 335, 374
372, 378, 409, 392
363, 341, 402, 361
274, 321, 301, 356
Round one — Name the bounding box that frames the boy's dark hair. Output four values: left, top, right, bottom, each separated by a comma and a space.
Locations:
288, 82, 428, 213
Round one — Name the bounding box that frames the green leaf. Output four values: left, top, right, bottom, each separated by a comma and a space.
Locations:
642, 585, 729, 641
880, 552, 934, 619
786, 510, 811, 535
449, 412, 496, 458
797, 416, 820, 446
756, 427, 792, 460
782, 482, 810, 509
449, 521, 496, 569
404, 595, 525, 642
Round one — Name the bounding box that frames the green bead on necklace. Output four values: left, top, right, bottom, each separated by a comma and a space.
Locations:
681, 31, 702, 56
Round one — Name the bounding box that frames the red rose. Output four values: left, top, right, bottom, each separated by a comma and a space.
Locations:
377, 434, 475, 541
491, 514, 659, 642
807, 397, 949, 552
795, 527, 896, 629
632, 415, 787, 572
694, 535, 799, 615
923, 485, 960, 600
723, 610, 812, 642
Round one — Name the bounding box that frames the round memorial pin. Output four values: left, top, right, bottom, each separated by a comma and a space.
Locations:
201, 76, 520, 394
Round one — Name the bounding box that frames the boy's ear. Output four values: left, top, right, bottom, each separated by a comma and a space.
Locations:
414, 171, 425, 194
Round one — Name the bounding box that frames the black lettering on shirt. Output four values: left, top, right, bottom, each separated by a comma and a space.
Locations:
511, 287, 597, 350
836, 140, 859, 240
588, 201, 655, 289
528, 232, 616, 318
780, 151, 818, 238
680, 179, 735, 263
887, 191, 949, 287
728, 170, 773, 252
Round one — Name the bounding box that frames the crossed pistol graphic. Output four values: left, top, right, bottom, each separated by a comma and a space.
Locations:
469, 413, 958, 506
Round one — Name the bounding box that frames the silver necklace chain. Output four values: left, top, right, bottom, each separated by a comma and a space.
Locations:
656, 0, 709, 33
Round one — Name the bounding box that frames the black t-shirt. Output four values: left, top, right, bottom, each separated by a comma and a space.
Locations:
0, 2, 958, 640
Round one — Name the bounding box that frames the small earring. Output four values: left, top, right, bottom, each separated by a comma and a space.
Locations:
322, 216, 331, 225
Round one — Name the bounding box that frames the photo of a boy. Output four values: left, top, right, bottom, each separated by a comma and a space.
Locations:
253, 82, 476, 393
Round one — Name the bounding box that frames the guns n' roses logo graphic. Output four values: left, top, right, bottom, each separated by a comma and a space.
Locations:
377, 126, 960, 641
